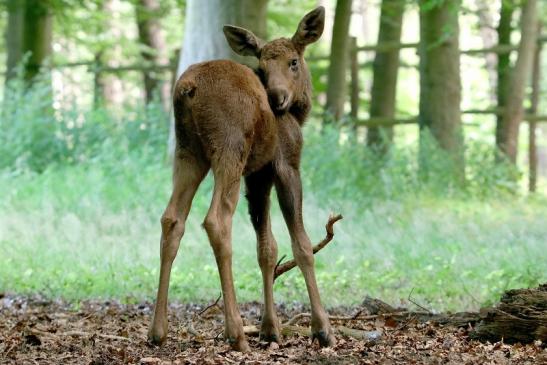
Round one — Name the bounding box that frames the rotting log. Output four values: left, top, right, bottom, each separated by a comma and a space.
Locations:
470, 284, 547, 344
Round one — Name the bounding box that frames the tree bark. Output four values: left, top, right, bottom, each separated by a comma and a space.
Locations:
167, 0, 268, 157
471, 284, 547, 344
418, 0, 464, 178
528, 25, 542, 193
98, 0, 124, 107
474, 0, 497, 104
325, 0, 353, 123
5, 0, 25, 85
366, 0, 405, 155
22, 0, 52, 83
495, 0, 515, 160
498, 0, 538, 164
135, 0, 170, 110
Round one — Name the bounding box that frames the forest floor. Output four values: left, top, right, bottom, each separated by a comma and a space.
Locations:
1, 294, 545, 365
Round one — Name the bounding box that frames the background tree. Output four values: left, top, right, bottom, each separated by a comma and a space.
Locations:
498, 0, 538, 163
22, 0, 53, 83
474, 0, 497, 103
4, 0, 53, 85
135, 0, 170, 110
5, 0, 25, 85
168, 0, 268, 156
97, 0, 124, 107
495, 0, 515, 160
366, 0, 405, 155
418, 0, 464, 178
325, 0, 353, 122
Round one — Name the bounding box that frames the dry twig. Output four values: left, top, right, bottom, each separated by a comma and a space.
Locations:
408, 288, 432, 314
197, 293, 222, 316
274, 214, 343, 281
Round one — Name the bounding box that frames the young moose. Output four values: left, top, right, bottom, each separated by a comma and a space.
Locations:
148, 7, 334, 352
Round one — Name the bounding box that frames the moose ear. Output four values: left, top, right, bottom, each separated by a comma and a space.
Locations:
292, 6, 325, 52
223, 25, 263, 58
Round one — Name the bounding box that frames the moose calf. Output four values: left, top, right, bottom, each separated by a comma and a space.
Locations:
148, 7, 334, 352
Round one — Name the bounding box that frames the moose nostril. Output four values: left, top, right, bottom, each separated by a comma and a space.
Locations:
268, 88, 289, 110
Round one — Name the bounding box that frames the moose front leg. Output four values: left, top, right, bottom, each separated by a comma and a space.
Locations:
274, 164, 335, 347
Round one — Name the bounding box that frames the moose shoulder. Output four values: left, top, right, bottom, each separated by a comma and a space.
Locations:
148, 7, 334, 352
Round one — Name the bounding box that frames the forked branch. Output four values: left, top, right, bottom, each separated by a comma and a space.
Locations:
273, 214, 343, 281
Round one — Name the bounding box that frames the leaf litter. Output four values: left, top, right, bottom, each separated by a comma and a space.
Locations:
1, 294, 544, 364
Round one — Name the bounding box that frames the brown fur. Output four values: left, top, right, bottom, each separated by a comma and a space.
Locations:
148, 7, 334, 352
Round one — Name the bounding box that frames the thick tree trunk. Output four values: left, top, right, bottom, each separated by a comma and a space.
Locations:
167, 0, 268, 157
325, 0, 353, 123
418, 0, 464, 179
22, 0, 52, 83
135, 0, 170, 110
366, 0, 405, 154
495, 0, 515, 160
5, 0, 25, 84
498, 0, 538, 164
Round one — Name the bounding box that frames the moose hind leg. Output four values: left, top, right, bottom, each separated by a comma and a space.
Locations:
274, 164, 335, 347
245, 164, 280, 343
149, 154, 208, 345
203, 160, 249, 352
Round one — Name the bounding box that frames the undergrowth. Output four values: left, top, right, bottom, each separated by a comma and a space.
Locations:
1, 76, 545, 312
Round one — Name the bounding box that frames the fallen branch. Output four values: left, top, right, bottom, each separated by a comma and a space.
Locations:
243, 324, 311, 337
336, 326, 382, 342
243, 324, 381, 342
274, 214, 343, 281
284, 310, 430, 326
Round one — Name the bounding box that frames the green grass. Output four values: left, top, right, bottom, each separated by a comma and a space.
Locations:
1, 80, 545, 312
1, 139, 545, 312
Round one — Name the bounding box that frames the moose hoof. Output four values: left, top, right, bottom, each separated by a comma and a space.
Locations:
259, 331, 280, 343
228, 337, 251, 352
312, 330, 336, 348
259, 320, 281, 343
147, 327, 167, 346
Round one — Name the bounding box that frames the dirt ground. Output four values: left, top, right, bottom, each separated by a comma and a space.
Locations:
1, 294, 545, 364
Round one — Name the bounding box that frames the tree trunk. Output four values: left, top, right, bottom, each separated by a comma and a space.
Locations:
98, 0, 124, 107
495, 0, 515, 160
498, 0, 538, 164
418, 0, 464, 178
474, 0, 497, 104
167, 0, 268, 157
22, 0, 52, 83
325, 0, 353, 123
366, 0, 405, 155
5, 0, 25, 85
135, 0, 170, 110
528, 25, 542, 193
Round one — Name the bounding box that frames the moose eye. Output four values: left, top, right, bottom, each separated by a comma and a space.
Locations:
290, 59, 298, 69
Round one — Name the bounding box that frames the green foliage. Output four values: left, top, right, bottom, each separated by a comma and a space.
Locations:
0, 73, 168, 172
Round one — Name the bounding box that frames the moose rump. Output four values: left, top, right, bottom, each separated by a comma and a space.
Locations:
173, 60, 278, 176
